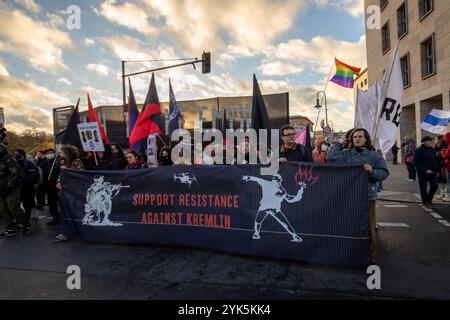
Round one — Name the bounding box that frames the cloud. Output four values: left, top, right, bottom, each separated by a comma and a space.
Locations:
87, 63, 110, 76
82, 38, 95, 46
57, 78, 72, 85
80, 86, 123, 106
311, 0, 364, 17
12, 0, 41, 13
268, 35, 367, 74
0, 3, 74, 72
258, 61, 304, 76
106, 0, 304, 54
0, 63, 71, 132
94, 0, 157, 36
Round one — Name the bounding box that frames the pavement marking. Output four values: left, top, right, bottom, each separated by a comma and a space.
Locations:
429, 212, 443, 219
438, 220, 450, 227
377, 222, 410, 228
383, 205, 408, 208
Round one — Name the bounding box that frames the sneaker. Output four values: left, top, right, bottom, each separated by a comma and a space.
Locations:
22, 223, 32, 236
53, 233, 70, 243
47, 218, 60, 226
408, 179, 415, 182
436, 194, 445, 200
443, 197, 450, 202
0, 230, 17, 238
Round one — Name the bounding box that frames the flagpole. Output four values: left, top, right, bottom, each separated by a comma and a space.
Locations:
372, 41, 400, 142
93, 151, 98, 166
314, 58, 334, 135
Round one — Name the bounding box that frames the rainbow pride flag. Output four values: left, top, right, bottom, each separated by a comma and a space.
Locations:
330, 58, 361, 89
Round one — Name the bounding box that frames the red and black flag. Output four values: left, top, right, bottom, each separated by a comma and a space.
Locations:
61, 98, 82, 149
129, 73, 163, 146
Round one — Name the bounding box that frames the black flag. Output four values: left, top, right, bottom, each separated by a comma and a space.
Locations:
61, 98, 82, 149
251, 74, 271, 142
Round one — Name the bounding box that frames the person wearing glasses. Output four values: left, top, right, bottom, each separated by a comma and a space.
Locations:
279, 125, 313, 163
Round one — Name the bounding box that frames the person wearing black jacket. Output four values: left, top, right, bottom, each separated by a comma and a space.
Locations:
13, 149, 40, 235
111, 144, 127, 170
45, 149, 61, 225
35, 151, 49, 209
279, 125, 313, 163
414, 136, 441, 206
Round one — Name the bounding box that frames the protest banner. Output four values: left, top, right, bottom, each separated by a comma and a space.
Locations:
60, 163, 371, 266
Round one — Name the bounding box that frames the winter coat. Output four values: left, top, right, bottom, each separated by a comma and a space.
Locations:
327, 142, 390, 200
443, 133, 450, 173
414, 145, 441, 175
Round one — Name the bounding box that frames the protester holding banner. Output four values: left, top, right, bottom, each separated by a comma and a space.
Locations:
86, 146, 113, 171
54, 145, 85, 243
126, 151, 145, 170
158, 147, 173, 166
414, 136, 441, 207
279, 125, 313, 163
327, 128, 389, 263
111, 144, 127, 170
13, 149, 39, 235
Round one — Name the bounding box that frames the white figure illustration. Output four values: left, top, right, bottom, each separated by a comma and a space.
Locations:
82, 175, 130, 226
242, 174, 306, 242
174, 172, 198, 189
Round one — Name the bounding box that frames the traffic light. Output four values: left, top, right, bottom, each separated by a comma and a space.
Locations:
202, 51, 211, 74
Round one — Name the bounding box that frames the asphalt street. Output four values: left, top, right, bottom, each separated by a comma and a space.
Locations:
0, 163, 449, 300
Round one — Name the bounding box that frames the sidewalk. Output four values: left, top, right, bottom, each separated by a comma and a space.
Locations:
379, 162, 448, 205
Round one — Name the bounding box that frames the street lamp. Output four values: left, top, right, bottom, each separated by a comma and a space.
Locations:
314, 91, 328, 126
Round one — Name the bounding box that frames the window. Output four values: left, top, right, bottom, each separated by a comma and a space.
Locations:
400, 53, 411, 88
380, 0, 389, 11
397, 2, 408, 39
419, 0, 433, 20
382, 21, 390, 54
364, 78, 368, 86
421, 34, 436, 78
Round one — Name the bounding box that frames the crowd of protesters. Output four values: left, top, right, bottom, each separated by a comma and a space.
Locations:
3, 125, 450, 262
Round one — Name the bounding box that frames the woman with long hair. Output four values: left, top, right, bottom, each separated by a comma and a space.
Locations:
125, 151, 145, 170
327, 128, 389, 264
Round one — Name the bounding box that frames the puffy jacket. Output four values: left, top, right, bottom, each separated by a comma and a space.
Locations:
327, 142, 390, 200
17, 159, 40, 187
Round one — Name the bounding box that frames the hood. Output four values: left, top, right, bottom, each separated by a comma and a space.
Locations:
444, 133, 450, 145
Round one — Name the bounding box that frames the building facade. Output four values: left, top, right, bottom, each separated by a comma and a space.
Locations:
365, 0, 450, 142
354, 68, 369, 104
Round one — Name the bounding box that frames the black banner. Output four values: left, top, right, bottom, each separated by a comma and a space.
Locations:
60, 163, 370, 265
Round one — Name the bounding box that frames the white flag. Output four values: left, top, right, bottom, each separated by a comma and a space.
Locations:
354, 83, 379, 136
374, 43, 403, 154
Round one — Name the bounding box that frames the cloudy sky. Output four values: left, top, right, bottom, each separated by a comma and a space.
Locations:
0, 0, 366, 133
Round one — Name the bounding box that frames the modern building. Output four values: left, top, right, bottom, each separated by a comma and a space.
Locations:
354, 68, 369, 104
364, 0, 450, 142
54, 93, 289, 148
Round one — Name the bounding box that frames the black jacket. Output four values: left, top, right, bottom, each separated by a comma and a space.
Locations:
17, 159, 40, 188
414, 145, 441, 175
280, 143, 313, 162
